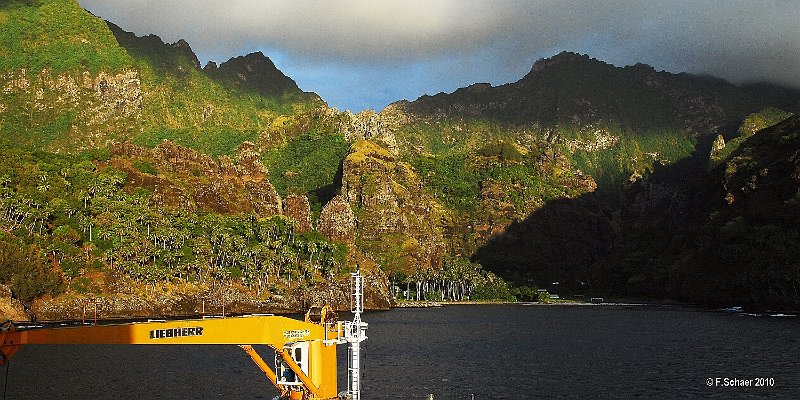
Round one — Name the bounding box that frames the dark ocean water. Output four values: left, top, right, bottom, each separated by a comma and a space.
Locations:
4, 304, 799, 399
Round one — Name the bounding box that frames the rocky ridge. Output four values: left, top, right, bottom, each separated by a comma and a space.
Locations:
205, 51, 308, 99
283, 194, 313, 233
337, 109, 400, 155
341, 140, 447, 272
111, 141, 283, 215
390, 52, 771, 137
1, 67, 142, 150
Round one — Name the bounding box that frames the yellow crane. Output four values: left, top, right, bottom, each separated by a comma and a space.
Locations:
1, 305, 343, 400
0, 266, 370, 399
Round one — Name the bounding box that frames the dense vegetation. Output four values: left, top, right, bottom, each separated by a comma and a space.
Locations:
389, 256, 517, 302
410, 144, 584, 213
0, 235, 63, 305
593, 115, 800, 309
0, 0, 519, 314
0, 147, 349, 310
263, 133, 350, 214
0, 0, 132, 73
4, 0, 800, 313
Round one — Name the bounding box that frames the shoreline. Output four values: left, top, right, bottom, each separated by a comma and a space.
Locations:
388, 300, 800, 315
13, 300, 797, 324
390, 300, 604, 308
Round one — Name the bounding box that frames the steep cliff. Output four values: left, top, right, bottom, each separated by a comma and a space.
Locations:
283, 194, 313, 233
341, 140, 447, 273
111, 141, 283, 216
596, 115, 800, 308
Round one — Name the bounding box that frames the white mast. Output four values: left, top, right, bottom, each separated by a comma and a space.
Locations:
345, 267, 368, 400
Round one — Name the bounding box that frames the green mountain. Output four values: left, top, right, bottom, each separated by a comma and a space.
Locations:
1, 0, 137, 150
594, 115, 800, 309
370, 53, 786, 252
368, 52, 798, 308
0, 0, 391, 320
2, 0, 799, 316
0, 0, 322, 155
205, 51, 304, 98
393, 52, 769, 132
378, 53, 797, 218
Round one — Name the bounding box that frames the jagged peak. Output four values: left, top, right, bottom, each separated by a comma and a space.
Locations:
207, 51, 302, 97
526, 51, 610, 77
217, 51, 279, 71
170, 39, 200, 69
203, 61, 218, 71
106, 21, 200, 69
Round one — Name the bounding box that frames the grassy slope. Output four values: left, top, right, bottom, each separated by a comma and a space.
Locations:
397, 118, 698, 211
0, 0, 323, 156
0, 0, 132, 73
262, 133, 349, 215
0, 0, 136, 149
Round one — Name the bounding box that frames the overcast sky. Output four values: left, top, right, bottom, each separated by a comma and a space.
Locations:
77, 0, 800, 112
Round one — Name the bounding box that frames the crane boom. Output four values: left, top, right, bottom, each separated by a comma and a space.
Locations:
2, 315, 327, 345
0, 309, 343, 400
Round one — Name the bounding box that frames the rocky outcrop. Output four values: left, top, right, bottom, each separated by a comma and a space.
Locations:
284, 194, 313, 233
117, 141, 210, 175
0, 68, 142, 149
341, 140, 447, 272
235, 141, 269, 179
564, 126, 620, 153
29, 66, 139, 118
318, 195, 356, 246
111, 141, 282, 216
0, 284, 29, 321
338, 110, 399, 155
708, 134, 727, 166
244, 180, 283, 216
115, 141, 272, 179
87, 69, 142, 123
339, 110, 380, 141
